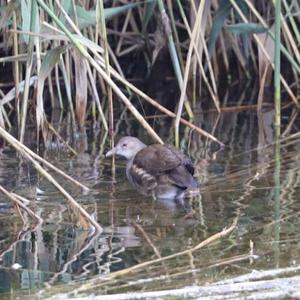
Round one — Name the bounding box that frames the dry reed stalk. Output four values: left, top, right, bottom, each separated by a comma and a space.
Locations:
103, 253, 256, 294
0, 185, 43, 224
0, 106, 10, 128
116, 44, 140, 57
96, 56, 224, 146
59, 56, 76, 122
157, 0, 194, 120
12, 193, 31, 205
0, 53, 30, 63
115, 9, 132, 56
282, 109, 299, 137
282, 0, 300, 47
96, 0, 116, 178
74, 48, 88, 128
282, 31, 300, 86
257, 65, 270, 111
174, 0, 205, 147
90, 57, 164, 143
107, 44, 127, 79
280, 13, 300, 64
0, 127, 102, 233
0, 126, 89, 190
247, 0, 300, 67
47, 75, 55, 108
12, 11, 20, 126
189, 0, 218, 94
86, 24, 106, 124
19, 0, 39, 143
132, 221, 162, 259
167, 0, 184, 72
47, 122, 78, 155
65, 47, 72, 97
0, 76, 37, 107
55, 64, 63, 109
86, 62, 108, 130
219, 30, 229, 73
96, 0, 113, 126
176, 0, 219, 110
257, 30, 274, 85
76, 214, 239, 292
41, 0, 163, 144
232, 0, 299, 108
19, 46, 34, 142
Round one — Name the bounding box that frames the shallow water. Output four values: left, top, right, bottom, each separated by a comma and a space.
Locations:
0, 109, 300, 299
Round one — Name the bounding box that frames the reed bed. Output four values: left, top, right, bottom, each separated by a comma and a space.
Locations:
0, 0, 299, 144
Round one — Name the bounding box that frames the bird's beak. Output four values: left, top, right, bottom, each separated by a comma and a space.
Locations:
106, 147, 117, 158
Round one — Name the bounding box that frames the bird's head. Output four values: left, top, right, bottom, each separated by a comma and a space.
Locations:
106, 136, 146, 160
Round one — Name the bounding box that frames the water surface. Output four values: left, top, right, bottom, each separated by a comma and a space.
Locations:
0, 109, 300, 299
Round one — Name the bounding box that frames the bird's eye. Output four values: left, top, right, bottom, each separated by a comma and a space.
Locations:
122, 143, 127, 147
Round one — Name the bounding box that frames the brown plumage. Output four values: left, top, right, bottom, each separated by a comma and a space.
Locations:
106, 136, 199, 199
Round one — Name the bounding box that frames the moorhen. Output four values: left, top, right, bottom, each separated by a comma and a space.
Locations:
106, 136, 199, 199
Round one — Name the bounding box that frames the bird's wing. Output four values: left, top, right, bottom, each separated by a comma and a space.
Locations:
130, 144, 198, 190
133, 144, 179, 175
133, 144, 194, 175
164, 145, 195, 175
129, 163, 157, 195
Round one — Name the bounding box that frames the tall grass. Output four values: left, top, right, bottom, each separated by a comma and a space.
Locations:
0, 0, 299, 146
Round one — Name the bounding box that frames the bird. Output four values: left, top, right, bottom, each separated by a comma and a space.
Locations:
106, 136, 199, 199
